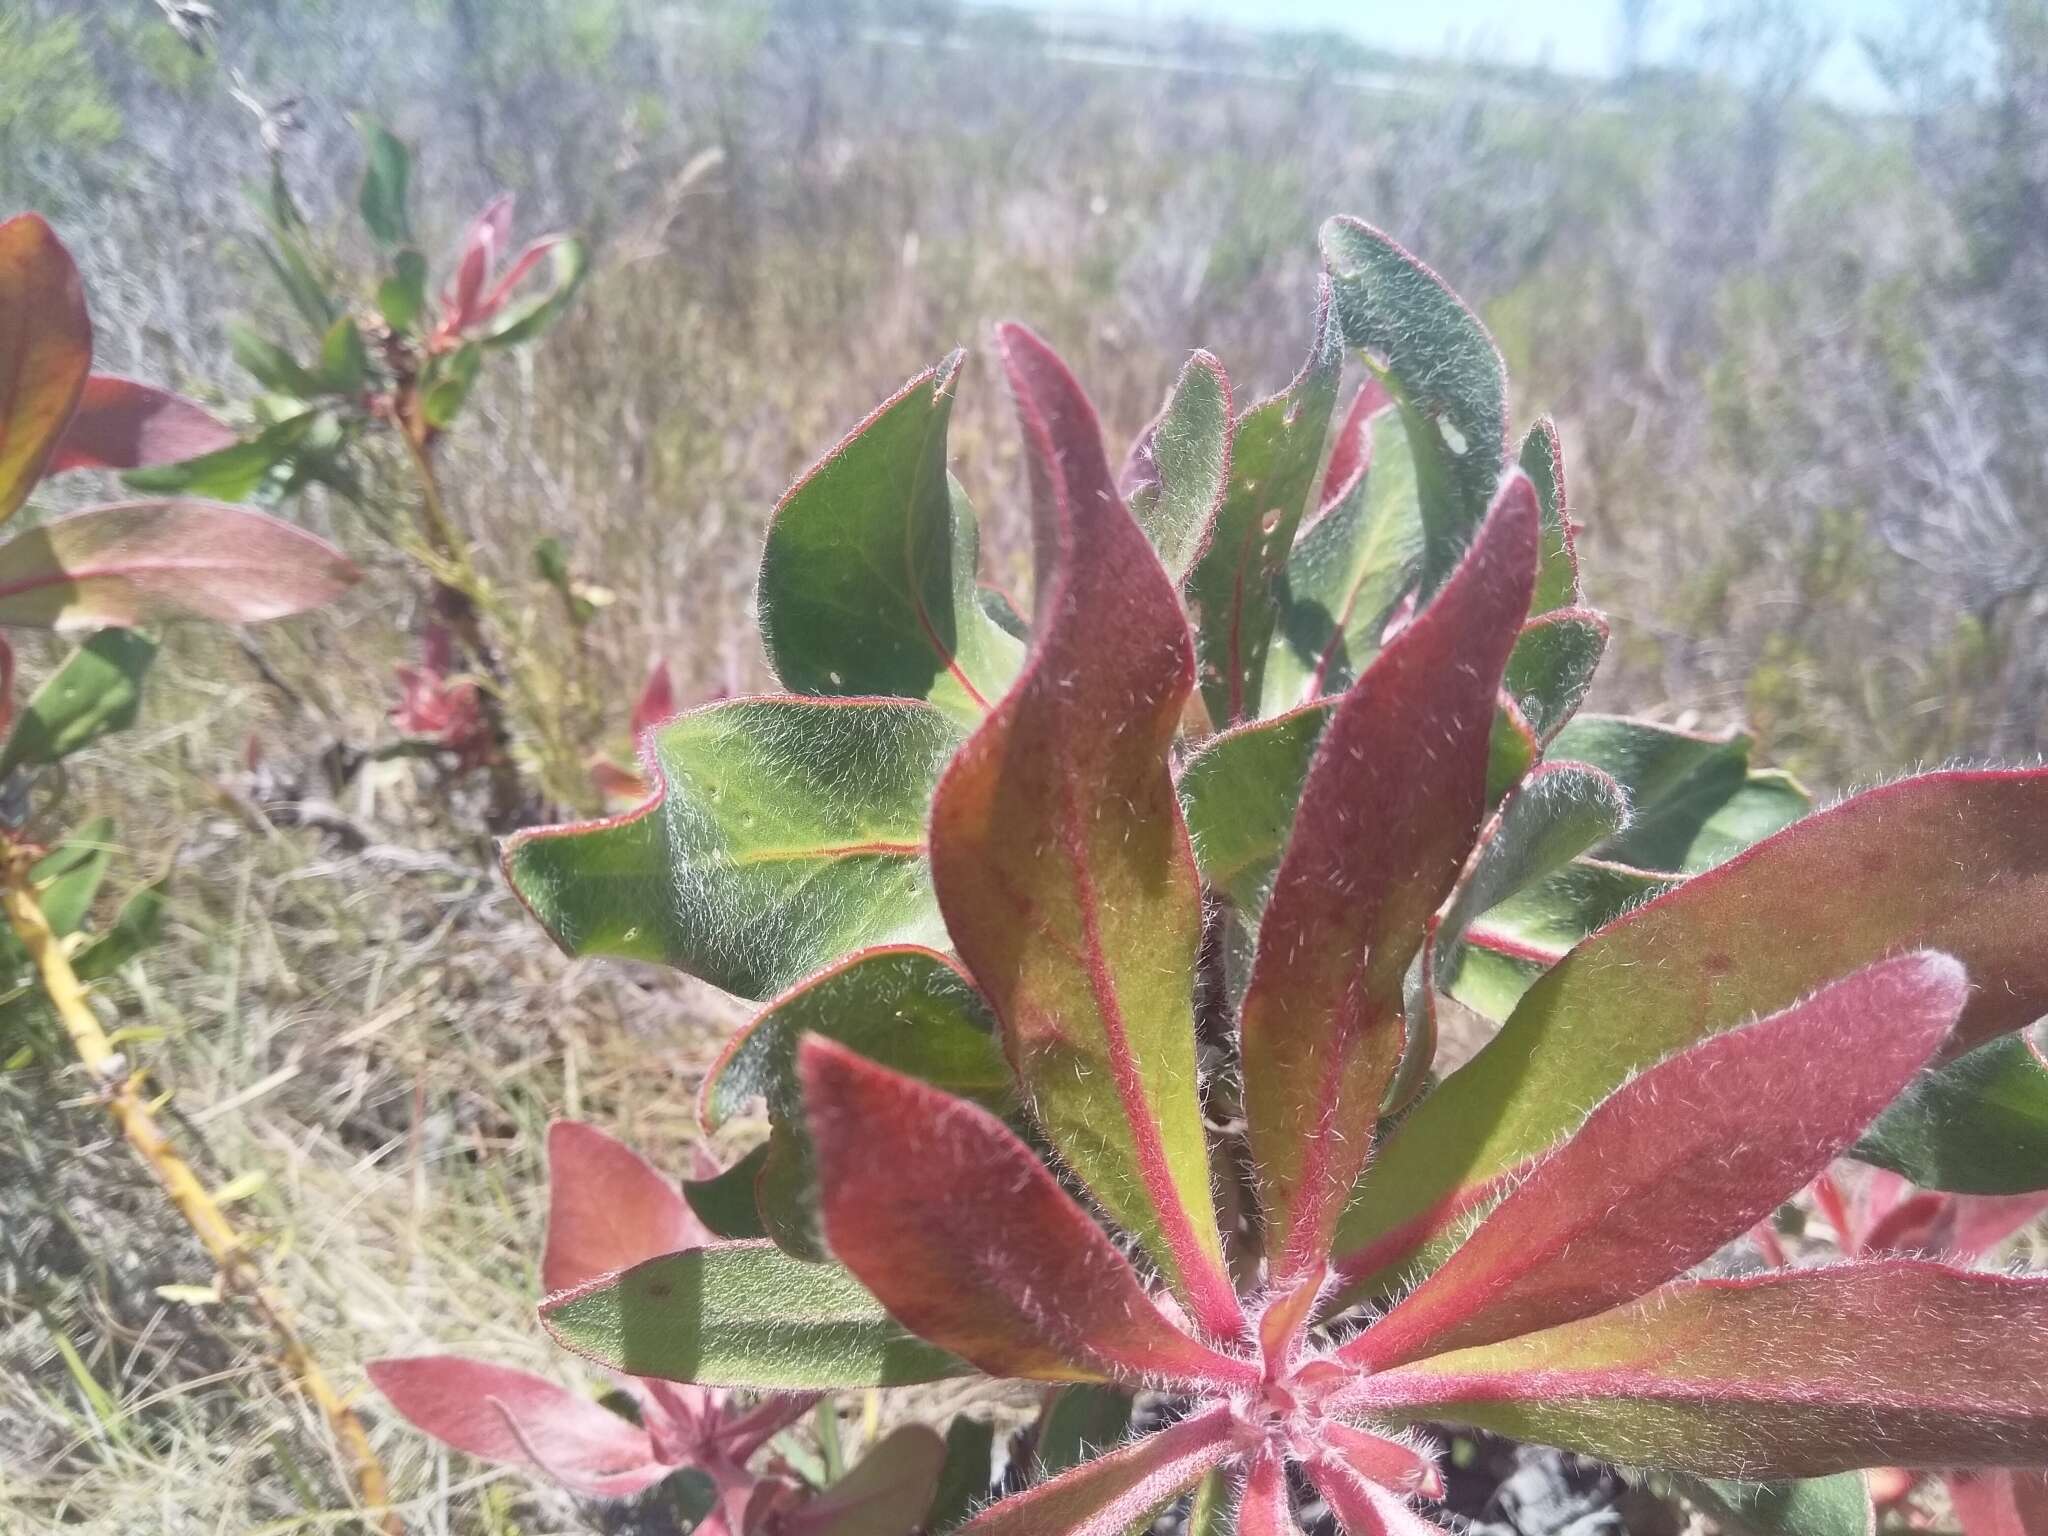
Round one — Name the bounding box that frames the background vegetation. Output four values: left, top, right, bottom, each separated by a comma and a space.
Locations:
1, 0, 2043, 1530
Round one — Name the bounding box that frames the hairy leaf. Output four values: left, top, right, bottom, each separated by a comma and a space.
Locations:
1239, 473, 1537, 1275
1185, 281, 1343, 726
1673, 1475, 1876, 1536
1855, 1029, 2048, 1196
682, 1143, 771, 1241
800, 1039, 1255, 1387
954, 1408, 1250, 1536
1335, 768, 2048, 1292
544, 1119, 708, 1294
0, 501, 360, 630
1502, 608, 1606, 743
1122, 350, 1231, 583
0, 629, 155, 776
1348, 953, 1965, 1369
48, 377, 236, 474
1263, 393, 1422, 712
1443, 858, 1676, 1020
1036, 1385, 1135, 1477
1362, 1261, 2048, 1479
1949, 1471, 2048, 1536
760, 355, 1022, 725
929, 1417, 997, 1534
0, 214, 92, 521
928, 324, 1237, 1335
1320, 217, 1508, 596
1237, 1449, 1295, 1536
541, 1240, 969, 1389
1179, 700, 1332, 918
506, 697, 956, 1000
1520, 418, 1579, 615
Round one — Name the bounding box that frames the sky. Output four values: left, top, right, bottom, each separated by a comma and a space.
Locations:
1001, 0, 1931, 108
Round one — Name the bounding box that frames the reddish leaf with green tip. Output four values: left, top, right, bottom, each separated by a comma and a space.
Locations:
1347, 952, 1966, 1371
799, 1038, 1256, 1389
48, 376, 236, 474
0, 500, 360, 630
0, 214, 91, 521
928, 323, 1239, 1337
1358, 1261, 2048, 1479
1185, 280, 1344, 726
1239, 472, 1537, 1276
758, 354, 1021, 726
543, 1120, 710, 1294
507, 696, 957, 1001
955, 1407, 1251, 1536
366, 1356, 669, 1499
1335, 767, 2048, 1293
1121, 349, 1232, 583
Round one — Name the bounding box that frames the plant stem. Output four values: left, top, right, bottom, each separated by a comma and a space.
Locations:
1, 841, 402, 1535
395, 412, 527, 829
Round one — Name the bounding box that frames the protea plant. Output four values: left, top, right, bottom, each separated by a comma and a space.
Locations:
503, 217, 2048, 1535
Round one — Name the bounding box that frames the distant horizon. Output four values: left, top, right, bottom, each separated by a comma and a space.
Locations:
969, 0, 1943, 108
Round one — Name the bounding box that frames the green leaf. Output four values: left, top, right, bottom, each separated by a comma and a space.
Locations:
758, 356, 1022, 727
0, 629, 156, 776
1185, 281, 1343, 727
377, 249, 428, 334
319, 316, 367, 396
1262, 399, 1422, 713
1334, 768, 2048, 1295
34, 816, 116, 941
481, 237, 587, 347
1437, 763, 1631, 969
246, 166, 336, 336
1179, 701, 1332, 919
503, 698, 957, 1000
698, 945, 1010, 1258
681, 1142, 771, 1240
927, 1417, 995, 1534
1855, 1029, 2048, 1195
421, 343, 481, 429
1035, 1385, 1134, 1477
227, 322, 320, 398
71, 878, 167, 983
122, 414, 313, 502
1320, 217, 1508, 597
1673, 1474, 1876, 1536
1520, 418, 1580, 614
1439, 858, 1675, 1020
804, 1426, 948, 1536
356, 120, 414, 247
539, 1241, 971, 1389
1124, 351, 1230, 584
1502, 608, 1607, 743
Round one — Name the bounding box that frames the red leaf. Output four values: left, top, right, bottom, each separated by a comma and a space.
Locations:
367, 1355, 667, 1498
1346, 953, 1967, 1371
47, 376, 236, 474
1305, 1455, 1452, 1536
1356, 1260, 2048, 1478
799, 1037, 1256, 1390
928, 323, 1239, 1339
543, 1119, 710, 1295
447, 193, 515, 331
955, 1407, 1253, 1536
0, 500, 361, 630
1237, 1448, 1296, 1536
0, 213, 92, 519
1315, 1425, 1441, 1500
1315, 378, 1391, 523
1952, 1471, 2048, 1536
1239, 472, 1538, 1277
633, 657, 678, 738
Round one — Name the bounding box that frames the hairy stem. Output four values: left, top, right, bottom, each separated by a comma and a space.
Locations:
3, 841, 402, 1535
